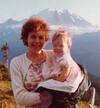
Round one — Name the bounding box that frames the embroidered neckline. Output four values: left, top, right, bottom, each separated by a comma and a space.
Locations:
26, 50, 46, 65
32, 58, 46, 65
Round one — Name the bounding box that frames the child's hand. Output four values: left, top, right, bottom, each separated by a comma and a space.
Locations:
55, 69, 68, 82
47, 74, 58, 80
47, 72, 67, 81
55, 66, 71, 82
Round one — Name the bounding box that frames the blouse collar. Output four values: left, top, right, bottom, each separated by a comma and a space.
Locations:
24, 49, 47, 69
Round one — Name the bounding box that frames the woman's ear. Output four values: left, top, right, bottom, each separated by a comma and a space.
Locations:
67, 37, 72, 48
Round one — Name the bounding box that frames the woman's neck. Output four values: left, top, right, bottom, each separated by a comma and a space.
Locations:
28, 50, 42, 57
27, 50, 46, 64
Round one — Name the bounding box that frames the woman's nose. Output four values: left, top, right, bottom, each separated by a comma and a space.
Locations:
35, 37, 39, 42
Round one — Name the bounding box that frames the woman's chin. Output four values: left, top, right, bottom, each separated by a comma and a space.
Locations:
29, 48, 42, 54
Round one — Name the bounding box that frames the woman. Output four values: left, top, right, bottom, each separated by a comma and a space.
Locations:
10, 17, 54, 108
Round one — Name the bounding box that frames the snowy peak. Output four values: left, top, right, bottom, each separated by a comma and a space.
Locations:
36, 9, 92, 27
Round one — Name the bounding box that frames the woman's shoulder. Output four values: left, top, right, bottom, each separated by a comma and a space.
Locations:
10, 53, 26, 64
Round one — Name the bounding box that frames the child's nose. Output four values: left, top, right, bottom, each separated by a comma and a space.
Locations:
56, 46, 61, 49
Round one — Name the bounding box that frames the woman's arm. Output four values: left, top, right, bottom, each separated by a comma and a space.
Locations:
10, 59, 41, 106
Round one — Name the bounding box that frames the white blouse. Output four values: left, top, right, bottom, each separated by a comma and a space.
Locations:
10, 50, 54, 108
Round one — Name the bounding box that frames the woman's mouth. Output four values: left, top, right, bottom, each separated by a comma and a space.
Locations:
31, 44, 42, 49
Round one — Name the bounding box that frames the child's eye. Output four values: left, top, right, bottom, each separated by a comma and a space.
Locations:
60, 45, 63, 47
53, 44, 57, 47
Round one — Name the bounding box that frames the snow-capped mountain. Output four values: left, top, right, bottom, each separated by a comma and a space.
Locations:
34, 9, 100, 35
0, 9, 99, 35
36, 9, 92, 27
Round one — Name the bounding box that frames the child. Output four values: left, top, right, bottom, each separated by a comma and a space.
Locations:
45, 28, 72, 81
40, 28, 88, 108
43, 28, 82, 84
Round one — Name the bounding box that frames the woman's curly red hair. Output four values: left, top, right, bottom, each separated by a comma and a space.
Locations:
21, 17, 50, 46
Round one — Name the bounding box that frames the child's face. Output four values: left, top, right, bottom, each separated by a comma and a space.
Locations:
52, 36, 69, 56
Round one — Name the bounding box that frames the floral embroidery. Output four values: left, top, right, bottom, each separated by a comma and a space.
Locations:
24, 63, 44, 91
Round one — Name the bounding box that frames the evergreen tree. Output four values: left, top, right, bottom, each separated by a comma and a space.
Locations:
0, 42, 9, 67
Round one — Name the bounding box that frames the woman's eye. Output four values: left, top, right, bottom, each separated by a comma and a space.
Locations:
31, 35, 37, 39
39, 36, 44, 40
31, 35, 44, 40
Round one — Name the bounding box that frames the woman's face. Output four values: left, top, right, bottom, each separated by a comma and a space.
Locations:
27, 31, 47, 53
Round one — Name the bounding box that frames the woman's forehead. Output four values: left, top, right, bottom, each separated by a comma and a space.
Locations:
29, 30, 46, 36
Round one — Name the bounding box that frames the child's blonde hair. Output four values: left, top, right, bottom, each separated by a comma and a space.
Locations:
52, 28, 72, 48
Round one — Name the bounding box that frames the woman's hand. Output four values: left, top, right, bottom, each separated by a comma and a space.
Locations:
24, 81, 40, 91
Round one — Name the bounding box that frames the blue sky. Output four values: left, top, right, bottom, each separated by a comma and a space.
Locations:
0, 0, 100, 25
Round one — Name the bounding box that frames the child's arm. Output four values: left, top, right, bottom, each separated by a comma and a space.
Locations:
48, 66, 70, 82
54, 66, 69, 81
